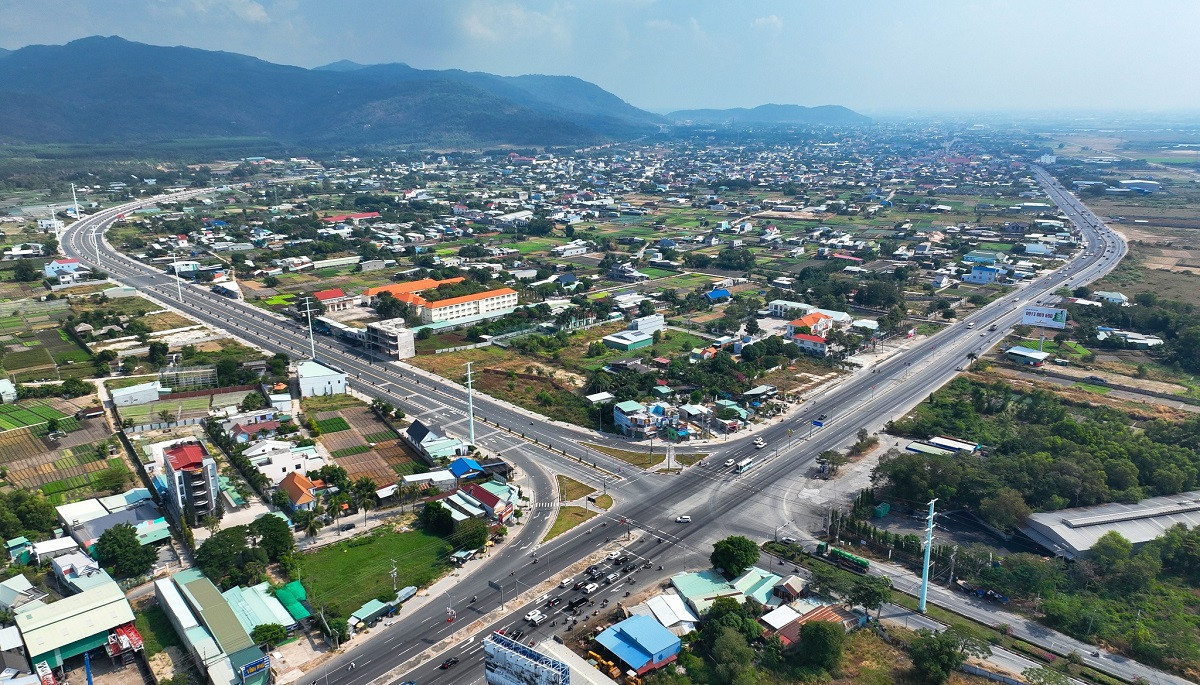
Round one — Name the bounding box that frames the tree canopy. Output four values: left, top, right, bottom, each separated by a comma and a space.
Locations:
710, 535, 760, 577
94, 523, 156, 578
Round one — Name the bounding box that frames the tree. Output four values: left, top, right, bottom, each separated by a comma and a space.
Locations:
353, 476, 377, 522
94, 523, 156, 578
908, 628, 991, 684
846, 576, 892, 617
797, 620, 845, 671
456, 517, 489, 549
239, 391, 268, 412
45, 417, 59, 433
978, 487, 1031, 532
12, 260, 38, 282
271, 489, 291, 510
710, 535, 759, 577
249, 512, 295, 562
251, 623, 287, 648
93, 462, 132, 494
420, 501, 455, 536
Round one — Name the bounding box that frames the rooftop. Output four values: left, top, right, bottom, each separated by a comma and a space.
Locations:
1023, 489, 1200, 559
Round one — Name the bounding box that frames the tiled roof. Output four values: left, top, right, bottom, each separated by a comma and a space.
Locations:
427, 288, 517, 309
280, 471, 316, 507
165, 443, 206, 470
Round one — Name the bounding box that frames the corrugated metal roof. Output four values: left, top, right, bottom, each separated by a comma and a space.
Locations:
175, 571, 254, 654
17, 581, 133, 660
1022, 489, 1200, 558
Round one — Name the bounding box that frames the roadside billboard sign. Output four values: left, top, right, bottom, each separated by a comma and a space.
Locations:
1021, 306, 1067, 329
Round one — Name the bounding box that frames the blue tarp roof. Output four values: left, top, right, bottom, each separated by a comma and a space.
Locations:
706, 289, 731, 300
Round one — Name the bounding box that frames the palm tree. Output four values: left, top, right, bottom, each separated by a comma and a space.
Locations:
353, 476, 377, 523
304, 516, 320, 539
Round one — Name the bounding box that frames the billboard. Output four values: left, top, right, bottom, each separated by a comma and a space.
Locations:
241, 656, 270, 681
1021, 306, 1067, 330
483, 633, 569, 685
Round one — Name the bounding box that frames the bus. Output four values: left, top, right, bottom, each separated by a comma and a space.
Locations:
735, 458, 755, 473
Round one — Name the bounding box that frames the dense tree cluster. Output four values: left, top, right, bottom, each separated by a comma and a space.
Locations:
1067, 294, 1200, 372
878, 378, 1200, 520
195, 516, 295, 589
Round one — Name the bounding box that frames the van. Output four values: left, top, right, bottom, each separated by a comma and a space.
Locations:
967, 322, 975, 328
568, 596, 589, 609
582, 583, 600, 595
605, 572, 620, 585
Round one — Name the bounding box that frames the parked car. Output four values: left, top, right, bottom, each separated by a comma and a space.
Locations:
340, 523, 356, 532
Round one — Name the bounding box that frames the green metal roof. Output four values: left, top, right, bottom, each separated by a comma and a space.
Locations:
175, 571, 254, 655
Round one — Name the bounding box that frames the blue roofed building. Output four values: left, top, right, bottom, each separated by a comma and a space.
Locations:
448, 457, 483, 481
594, 614, 681, 675
705, 288, 731, 302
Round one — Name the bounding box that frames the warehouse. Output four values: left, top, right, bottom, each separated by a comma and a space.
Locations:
1021, 489, 1200, 559
16, 580, 138, 670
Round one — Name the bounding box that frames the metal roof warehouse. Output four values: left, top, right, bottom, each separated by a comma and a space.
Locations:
1022, 489, 1200, 559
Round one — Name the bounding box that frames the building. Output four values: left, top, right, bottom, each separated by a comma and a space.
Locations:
365, 318, 417, 360
42, 258, 86, 279
278, 472, 320, 512
627, 594, 699, 637
483, 633, 570, 685
221, 582, 299, 635
670, 567, 782, 615
296, 360, 346, 397
0, 379, 16, 404
1093, 290, 1129, 305
360, 277, 465, 305
601, 330, 653, 352
792, 333, 828, 357
0, 575, 46, 613
767, 300, 812, 318
1022, 489, 1200, 559
166, 570, 269, 685
786, 312, 833, 338
550, 239, 592, 257
613, 401, 656, 438
1119, 179, 1161, 193
16, 580, 138, 671
1095, 327, 1164, 349
609, 263, 649, 283
1005, 346, 1050, 366
963, 250, 1004, 265
404, 420, 471, 461
962, 265, 999, 285
164, 442, 220, 526
110, 381, 162, 407
628, 314, 665, 334
420, 288, 519, 325
56, 492, 170, 553
50, 551, 113, 595
313, 288, 353, 313
244, 442, 325, 487
594, 615, 681, 675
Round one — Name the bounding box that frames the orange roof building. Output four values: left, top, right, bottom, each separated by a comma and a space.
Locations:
361, 277, 465, 302
787, 312, 833, 337
280, 471, 318, 511
420, 288, 519, 324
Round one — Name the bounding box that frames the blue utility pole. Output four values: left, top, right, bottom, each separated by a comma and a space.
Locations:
919, 498, 937, 613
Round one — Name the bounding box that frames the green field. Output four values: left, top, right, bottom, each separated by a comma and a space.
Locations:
298, 530, 450, 618
262, 294, 296, 306
330, 444, 370, 457
135, 605, 184, 658
118, 397, 211, 419
0, 401, 68, 432
315, 417, 351, 433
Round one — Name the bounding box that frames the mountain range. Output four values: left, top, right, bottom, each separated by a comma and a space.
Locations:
0, 37, 866, 148
667, 103, 870, 126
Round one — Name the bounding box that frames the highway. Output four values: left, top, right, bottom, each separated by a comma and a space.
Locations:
59, 175, 1189, 685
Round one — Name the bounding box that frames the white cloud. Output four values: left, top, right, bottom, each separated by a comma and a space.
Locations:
186, 0, 270, 24
461, 1, 571, 47
751, 14, 782, 31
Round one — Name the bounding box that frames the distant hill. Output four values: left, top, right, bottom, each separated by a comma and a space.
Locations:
666, 103, 869, 126
0, 48, 9, 58
0, 36, 664, 147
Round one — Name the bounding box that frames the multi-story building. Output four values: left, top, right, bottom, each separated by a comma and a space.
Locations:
163, 442, 220, 526
420, 288, 518, 324
614, 401, 657, 438
365, 318, 417, 359
313, 288, 353, 313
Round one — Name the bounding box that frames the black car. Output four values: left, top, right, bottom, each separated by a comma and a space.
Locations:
573, 581, 587, 591
546, 596, 562, 607
615, 555, 629, 565
509, 629, 523, 640
440, 658, 459, 670
340, 523, 356, 532
584, 564, 599, 575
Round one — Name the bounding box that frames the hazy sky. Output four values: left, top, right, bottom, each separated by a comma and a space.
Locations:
3, 0, 1198, 114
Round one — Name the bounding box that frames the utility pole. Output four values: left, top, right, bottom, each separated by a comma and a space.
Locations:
300, 296, 318, 361
949, 545, 958, 585
919, 498, 938, 613
389, 559, 398, 593
171, 251, 184, 302
666, 442, 674, 471
465, 361, 476, 446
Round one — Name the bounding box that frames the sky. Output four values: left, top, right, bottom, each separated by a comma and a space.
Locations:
2, 0, 1199, 115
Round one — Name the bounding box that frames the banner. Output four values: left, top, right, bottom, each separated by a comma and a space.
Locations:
1021, 306, 1067, 330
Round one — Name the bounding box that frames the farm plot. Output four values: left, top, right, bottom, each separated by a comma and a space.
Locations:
314, 407, 414, 485
117, 397, 211, 423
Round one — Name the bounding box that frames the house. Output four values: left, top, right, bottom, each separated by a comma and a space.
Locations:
931, 274, 951, 288
1096, 327, 1164, 349
51, 551, 114, 595
1005, 346, 1050, 366
705, 288, 731, 302
365, 318, 417, 360
787, 312, 833, 338
614, 401, 656, 438
43, 258, 86, 278
279, 471, 320, 512
0, 573, 46, 613
229, 420, 281, 444
459, 481, 518, 523
595, 615, 681, 675
1093, 290, 1129, 305
245, 442, 325, 487
404, 420, 471, 460
768, 300, 813, 318
961, 265, 999, 285
963, 250, 1005, 265
448, 457, 484, 482
163, 442, 220, 526
792, 333, 828, 357
609, 263, 650, 282
296, 360, 346, 397
313, 288, 353, 313
628, 594, 700, 637
550, 239, 592, 257
670, 566, 782, 615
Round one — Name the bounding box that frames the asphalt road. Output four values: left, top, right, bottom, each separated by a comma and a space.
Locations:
59, 177, 1188, 685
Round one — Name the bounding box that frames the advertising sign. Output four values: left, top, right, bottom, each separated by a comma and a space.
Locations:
1021, 306, 1067, 330
241, 656, 270, 681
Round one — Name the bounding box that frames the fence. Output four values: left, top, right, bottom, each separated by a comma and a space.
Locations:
128, 417, 206, 434
960, 663, 1024, 685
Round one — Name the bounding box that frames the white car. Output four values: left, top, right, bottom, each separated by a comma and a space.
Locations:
724, 458, 735, 467
582, 583, 600, 595
606, 551, 620, 560
524, 609, 544, 623
754, 438, 766, 449
560, 577, 574, 588
676, 515, 691, 523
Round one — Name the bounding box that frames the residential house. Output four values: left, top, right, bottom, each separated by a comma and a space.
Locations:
792, 333, 828, 357
313, 288, 353, 313
1093, 290, 1129, 305
244, 441, 326, 487
163, 442, 220, 526
296, 360, 346, 397
961, 265, 999, 285
787, 312, 833, 338
595, 615, 681, 675
278, 471, 321, 512
614, 401, 657, 438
